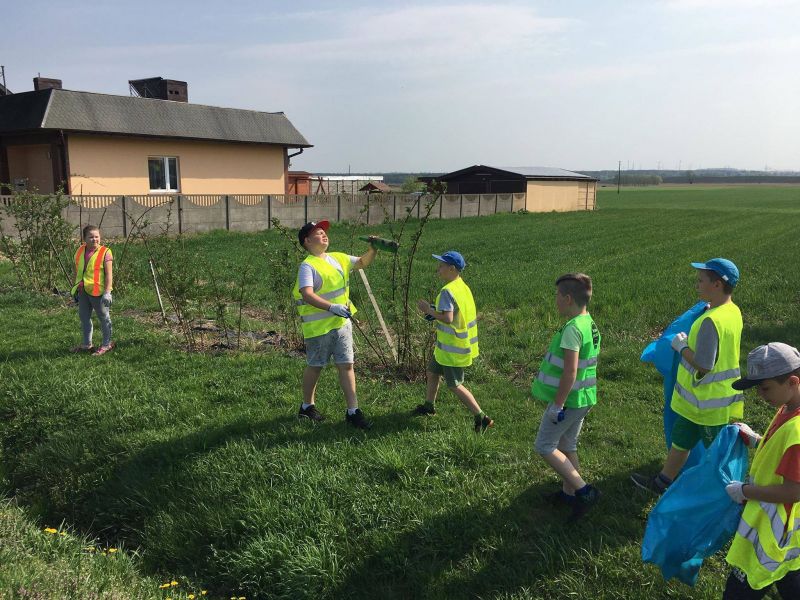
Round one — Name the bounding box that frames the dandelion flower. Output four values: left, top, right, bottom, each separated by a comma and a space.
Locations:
201, 592, 207, 596
171, 581, 179, 587
159, 583, 171, 589
84, 547, 95, 552
59, 532, 67, 536
188, 595, 195, 599
108, 548, 118, 553
44, 527, 57, 534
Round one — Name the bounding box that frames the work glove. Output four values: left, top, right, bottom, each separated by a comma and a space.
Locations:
545, 403, 566, 425
101, 292, 113, 308
735, 422, 762, 447
726, 481, 748, 504
671, 332, 689, 354
328, 303, 352, 318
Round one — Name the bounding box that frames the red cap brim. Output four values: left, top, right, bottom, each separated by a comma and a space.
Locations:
315, 220, 330, 232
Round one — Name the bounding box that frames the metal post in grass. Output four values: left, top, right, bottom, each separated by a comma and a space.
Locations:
477, 194, 481, 217
304, 195, 308, 223
121, 196, 127, 238
266, 195, 271, 229
177, 195, 182, 234
495, 194, 498, 214
337, 194, 341, 222
439, 195, 443, 219
366, 194, 370, 225
393, 195, 396, 221
417, 197, 421, 219
459, 194, 463, 218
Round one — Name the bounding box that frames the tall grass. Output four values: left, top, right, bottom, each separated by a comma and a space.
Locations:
1, 186, 799, 598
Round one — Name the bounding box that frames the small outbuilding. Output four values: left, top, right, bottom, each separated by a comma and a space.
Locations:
424, 165, 597, 212
359, 181, 391, 194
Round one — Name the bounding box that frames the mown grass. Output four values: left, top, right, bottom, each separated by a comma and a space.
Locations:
1, 186, 799, 599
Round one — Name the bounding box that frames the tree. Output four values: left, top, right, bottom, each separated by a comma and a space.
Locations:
400, 176, 424, 194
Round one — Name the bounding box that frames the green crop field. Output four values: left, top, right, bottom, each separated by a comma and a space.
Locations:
1, 186, 799, 599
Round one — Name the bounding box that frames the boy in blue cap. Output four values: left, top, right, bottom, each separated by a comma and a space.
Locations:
415, 251, 493, 432
633, 258, 743, 494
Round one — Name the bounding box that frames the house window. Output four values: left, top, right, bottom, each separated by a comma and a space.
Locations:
148, 157, 180, 192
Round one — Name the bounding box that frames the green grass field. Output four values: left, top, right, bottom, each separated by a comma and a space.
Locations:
2, 186, 799, 599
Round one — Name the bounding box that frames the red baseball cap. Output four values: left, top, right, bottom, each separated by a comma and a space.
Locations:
298, 220, 330, 245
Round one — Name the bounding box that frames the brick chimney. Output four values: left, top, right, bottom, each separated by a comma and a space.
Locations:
33, 77, 62, 91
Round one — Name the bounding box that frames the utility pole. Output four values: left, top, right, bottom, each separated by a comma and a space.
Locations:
617, 160, 621, 195
1, 66, 6, 93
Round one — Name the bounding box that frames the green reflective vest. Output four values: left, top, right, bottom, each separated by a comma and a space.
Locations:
672, 302, 743, 426
531, 313, 601, 409
433, 277, 478, 367
71, 244, 111, 297
292, 253, 358, 339
726, 410, 800, 590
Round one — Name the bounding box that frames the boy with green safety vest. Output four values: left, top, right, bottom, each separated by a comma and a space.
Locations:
70, 225, 115, 356
414, 251, 493, 433
632, 258, 743, 495
532, 273, 601, 521
292, 220, 379, 430
722, 343, 800, 599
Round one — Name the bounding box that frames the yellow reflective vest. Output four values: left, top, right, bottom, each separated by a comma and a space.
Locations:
672, 302, 743, 426
726, 410, 800, 590
292, 252, 358, 339
71, 244, 111, 297
433, 277, 478, 367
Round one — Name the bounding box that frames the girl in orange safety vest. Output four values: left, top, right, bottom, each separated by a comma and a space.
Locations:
70, 225, 114, 355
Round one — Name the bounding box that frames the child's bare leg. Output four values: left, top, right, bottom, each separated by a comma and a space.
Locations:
562, 451, 581, 494
450, 384, 481, 415
542, 449, 587, 491
335, 363, 358, 410
662, 446, 690, 481
302, 366, 324, 405
426, 370, 441, 403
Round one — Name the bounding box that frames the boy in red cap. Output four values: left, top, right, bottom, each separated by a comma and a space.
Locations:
292, 221, 379, 429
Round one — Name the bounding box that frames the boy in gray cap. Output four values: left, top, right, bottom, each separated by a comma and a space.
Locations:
723, 343, 800, 598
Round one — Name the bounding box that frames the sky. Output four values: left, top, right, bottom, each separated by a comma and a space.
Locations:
3, 0, 799, 173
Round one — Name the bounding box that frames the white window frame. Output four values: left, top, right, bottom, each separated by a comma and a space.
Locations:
148, 156, 180, 193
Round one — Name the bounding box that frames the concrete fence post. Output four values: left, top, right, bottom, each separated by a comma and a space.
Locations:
459, 194, 463, 218
304, 195, 308, 223
477, 194, 481, 217
224, 195, 230, 230
121, 195, 127, 238
366, 195, 370, 225
393, 195, 397, 221
177, 195, 183, 234
439, 195, 443, 219
337, 194, 341, 222
266, 195, 271, 229
495, 194, 499, 215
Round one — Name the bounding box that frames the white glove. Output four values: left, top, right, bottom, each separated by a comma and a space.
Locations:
735, 422, 763, 447
726, 481, 748, 504
328, 303, 352, 318
101, 292, 113, 307
545, 403, 566, 425
671, 332, 689, 354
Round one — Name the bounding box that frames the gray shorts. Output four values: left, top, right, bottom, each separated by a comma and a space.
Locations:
534, 405, 592, 455
304, 320, 354, 367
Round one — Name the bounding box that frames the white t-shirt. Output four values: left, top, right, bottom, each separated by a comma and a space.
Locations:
298, 254, 358, 291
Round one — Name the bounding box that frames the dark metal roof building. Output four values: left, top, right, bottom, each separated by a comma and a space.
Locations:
0, 88, 311, 148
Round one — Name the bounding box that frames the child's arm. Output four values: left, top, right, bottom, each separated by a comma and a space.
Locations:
104, 259, 113, 293
741, 480, 800, 504
554, 349, 579, 408
416, 300, 453, 324
353, 244, 378, 271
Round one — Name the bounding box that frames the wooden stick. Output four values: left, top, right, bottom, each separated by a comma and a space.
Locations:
357, 269, 398, 363
149, 259, 168, 324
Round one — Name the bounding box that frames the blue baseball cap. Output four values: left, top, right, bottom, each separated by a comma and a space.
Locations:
691, 258, 739, 287
432, 251, 466, 271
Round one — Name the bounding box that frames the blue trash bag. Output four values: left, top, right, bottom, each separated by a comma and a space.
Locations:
641, 424, 748, 586
641, 301, 708, 469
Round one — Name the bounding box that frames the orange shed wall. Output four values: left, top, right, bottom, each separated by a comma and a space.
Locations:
67, 135, 286, 195
6, 144, 55, 193
524, 180, 596, 212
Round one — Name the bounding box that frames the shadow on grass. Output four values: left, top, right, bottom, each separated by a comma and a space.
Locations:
334, 468, 659, 599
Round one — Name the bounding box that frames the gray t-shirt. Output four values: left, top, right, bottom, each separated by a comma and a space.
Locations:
298, 254, 358, 291
436, 289, 458, 317
693, 318, 719, 371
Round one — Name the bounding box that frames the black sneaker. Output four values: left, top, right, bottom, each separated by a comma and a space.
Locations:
570, 485, 601, 521
298, 404, 325, 422
631, 472, 668, 496
345, 408, 372, 430
474, 415, 494, 433
544, 490, 576, 507
412, 403, 436, 416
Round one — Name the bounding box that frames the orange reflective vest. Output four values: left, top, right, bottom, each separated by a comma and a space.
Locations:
71, 244, 111, 297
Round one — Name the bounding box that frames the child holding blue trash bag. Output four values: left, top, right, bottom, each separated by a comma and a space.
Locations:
632, 258, 743, 494
723, 343, 800, 599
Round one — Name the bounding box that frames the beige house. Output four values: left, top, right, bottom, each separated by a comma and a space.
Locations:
0, 83, 311, 196
424, 165, 597, 212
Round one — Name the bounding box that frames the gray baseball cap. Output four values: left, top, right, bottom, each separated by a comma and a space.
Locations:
732, 343, 800, 390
